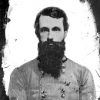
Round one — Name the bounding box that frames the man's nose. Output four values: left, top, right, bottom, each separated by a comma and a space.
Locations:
48, 30, 53, 39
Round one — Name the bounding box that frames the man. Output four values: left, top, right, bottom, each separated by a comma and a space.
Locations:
8, 7, 96, 100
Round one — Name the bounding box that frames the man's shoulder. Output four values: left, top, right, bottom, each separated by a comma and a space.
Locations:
11, 58, 38, 77
66, 58, 91, 73
66, 59, 93, 82
19, 58, 38, 70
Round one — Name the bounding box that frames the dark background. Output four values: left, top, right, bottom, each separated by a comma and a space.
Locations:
0, 0, 9, 99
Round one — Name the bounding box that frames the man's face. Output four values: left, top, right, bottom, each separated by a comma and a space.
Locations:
37, 15, 67, 79
39, 15, 67, 42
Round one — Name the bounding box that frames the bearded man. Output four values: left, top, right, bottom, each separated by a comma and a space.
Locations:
8, 7, 96, 100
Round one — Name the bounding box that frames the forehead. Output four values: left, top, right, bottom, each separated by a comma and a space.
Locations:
39, 15, 63, 28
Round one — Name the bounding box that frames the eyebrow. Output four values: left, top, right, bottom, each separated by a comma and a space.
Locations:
52, 26, 61, 31
40, 27, 49, 32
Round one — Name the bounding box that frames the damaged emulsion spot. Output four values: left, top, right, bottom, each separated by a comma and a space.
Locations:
64, 81, 71, 86
74, 88, 79, 93
14, 39, 17, 42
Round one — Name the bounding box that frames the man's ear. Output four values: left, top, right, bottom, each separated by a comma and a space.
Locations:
64, 31, 67, 39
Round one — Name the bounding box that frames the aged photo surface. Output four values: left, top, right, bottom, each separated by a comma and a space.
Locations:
1, 0, 100, 100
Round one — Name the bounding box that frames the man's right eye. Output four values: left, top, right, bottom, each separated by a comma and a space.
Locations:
40, 27, 49, 32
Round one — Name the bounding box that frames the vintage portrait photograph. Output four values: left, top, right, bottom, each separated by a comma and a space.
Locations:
0, 0, 100, 100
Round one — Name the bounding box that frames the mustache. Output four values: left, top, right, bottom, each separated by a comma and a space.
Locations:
39, 39, 65, 48
38, 39, 65, 56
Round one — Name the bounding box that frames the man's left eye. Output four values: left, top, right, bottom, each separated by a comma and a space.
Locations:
52, 27, 60, 31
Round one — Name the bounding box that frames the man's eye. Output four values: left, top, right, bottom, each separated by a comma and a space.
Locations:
40, 27, 49, 32
52, 27, 60, 31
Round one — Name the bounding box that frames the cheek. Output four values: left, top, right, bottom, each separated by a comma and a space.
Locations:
40, 32, 48, 41
53, 32, 65, 41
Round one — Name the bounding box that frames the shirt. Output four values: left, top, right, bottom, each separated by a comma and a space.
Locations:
8, 58, 96, 100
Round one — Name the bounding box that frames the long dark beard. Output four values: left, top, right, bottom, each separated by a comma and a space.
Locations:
37, 39, 66, 79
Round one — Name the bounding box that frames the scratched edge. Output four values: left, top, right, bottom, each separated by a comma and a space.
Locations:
0, 0, 10, 100
80, 0, 100, 99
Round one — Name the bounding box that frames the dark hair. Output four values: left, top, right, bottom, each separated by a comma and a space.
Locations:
34, 7, 69, 39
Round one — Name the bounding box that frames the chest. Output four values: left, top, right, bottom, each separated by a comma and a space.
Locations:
26, 72, 80, 100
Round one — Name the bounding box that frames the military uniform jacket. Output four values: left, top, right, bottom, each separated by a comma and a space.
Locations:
8, 58, 96, 100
